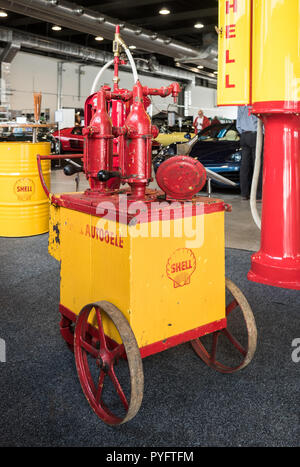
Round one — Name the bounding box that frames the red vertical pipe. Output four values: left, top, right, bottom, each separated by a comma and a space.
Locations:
124, 81, 152, 199
84, 90, 113, 191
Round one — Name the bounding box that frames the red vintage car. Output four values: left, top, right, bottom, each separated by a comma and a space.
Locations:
52, 126, 84, 154
53, 125, 161, 157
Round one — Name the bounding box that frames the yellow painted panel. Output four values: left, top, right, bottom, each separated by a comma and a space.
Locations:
59, 209, 131, 343
48, 203, 61, 262
130, 212, 225, 347
252, 0, 300, 103
217, 0, 252, 105
58, 207, 225, 348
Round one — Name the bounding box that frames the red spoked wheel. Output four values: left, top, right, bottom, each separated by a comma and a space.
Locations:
191, 278, 257, 373
74, 301, 144, 425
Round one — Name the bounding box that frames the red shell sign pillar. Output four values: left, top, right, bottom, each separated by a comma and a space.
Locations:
248, 0, 300, 290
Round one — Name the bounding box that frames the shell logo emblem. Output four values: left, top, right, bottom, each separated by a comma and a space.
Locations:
166, 248, 196, 288
14, 178, 35, 201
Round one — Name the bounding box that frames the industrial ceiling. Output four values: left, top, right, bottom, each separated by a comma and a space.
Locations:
0, 0, 218, 74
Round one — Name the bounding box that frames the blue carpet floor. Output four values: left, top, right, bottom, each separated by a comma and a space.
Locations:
0, 234, 299, 447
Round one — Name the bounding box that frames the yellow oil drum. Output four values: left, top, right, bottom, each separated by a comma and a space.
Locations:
0, 142, 51, 237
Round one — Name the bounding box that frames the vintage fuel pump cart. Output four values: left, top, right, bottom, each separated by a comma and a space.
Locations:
38, 27, 257, 425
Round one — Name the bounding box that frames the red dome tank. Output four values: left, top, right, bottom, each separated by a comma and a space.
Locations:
156, 155, 207, 200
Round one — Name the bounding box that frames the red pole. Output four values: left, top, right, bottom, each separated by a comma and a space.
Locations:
248, 108, 300, 289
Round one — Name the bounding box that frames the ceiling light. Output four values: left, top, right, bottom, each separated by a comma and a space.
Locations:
95, 36, 104, 41
197, 65, 204, 69
52, 25, 62, 31
0, 10, 8, 17
129, 45, 136, 49
194, 22, 204, 29
159, 8, 170, 15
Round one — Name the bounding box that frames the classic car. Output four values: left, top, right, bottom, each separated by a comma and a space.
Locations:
52, 126, 84, 153
153, 122, 242, 187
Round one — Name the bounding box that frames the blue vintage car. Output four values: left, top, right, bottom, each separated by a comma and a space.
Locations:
153, 122, 242, 187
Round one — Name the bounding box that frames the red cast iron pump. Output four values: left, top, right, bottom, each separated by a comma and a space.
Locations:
83, 89, 114, 192
81, 25, 206, 201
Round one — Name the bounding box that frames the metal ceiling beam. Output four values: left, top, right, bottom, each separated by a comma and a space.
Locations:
0, 26, 217, 85
0, 0, 209, 62
90, 0, 178, 12
127, 7, 218, 26
7, 17, 41, 27
0, 41, 21, 63
162, 25, 216, 37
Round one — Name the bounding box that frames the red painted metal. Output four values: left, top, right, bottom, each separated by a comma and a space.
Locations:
74, 301, 143, 425
124, 80, 153, 199
80, 66, 181, 200
59, 303, 226, 360
74, 304, 128, 425
252, 100, 300, 114
83, 89, 114, 192
142, 83, 181, 103
248, 109, 300, 289
59, 304, 121, 352
56, 190, 226, 223
156, 155, 207, 200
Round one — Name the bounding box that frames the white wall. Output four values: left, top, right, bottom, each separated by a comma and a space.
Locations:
10, 52, 58, 120
9, 51, 237, 122
186, 83, 237, 121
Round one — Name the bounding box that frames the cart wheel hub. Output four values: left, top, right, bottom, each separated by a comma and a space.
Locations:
96, 356, 109, 372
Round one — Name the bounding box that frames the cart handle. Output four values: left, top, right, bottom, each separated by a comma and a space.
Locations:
37, 153, 83, 198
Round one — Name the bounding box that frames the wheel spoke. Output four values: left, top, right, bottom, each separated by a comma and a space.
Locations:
81, 349, 97, 394
95, 370, 106, 404
191, 279, 257, 374
210, 332, 220, 363
110, 344, 125, 362
95, 308, 108, 351
221, 328, 247, 356
109, 367, 129, 410
80, 337, 98, 358
226, 299, 238, 316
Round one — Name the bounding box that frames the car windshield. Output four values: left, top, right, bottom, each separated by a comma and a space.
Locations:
198, 122, 239, 141
71, 127, 83, 135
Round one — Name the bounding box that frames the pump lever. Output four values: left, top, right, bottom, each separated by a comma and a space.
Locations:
97, 170, 121, 181
63, 163, 83, 176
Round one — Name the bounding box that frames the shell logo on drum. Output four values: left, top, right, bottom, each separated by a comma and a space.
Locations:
14, 178, 35, 201
166, 248, 196, 288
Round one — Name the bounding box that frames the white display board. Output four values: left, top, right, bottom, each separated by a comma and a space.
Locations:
55, 108, 75, 130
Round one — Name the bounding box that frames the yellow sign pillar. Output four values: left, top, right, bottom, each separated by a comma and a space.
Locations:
218, 0, 300, 109
217, 0, 252, 106
252, 0, 300, 110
